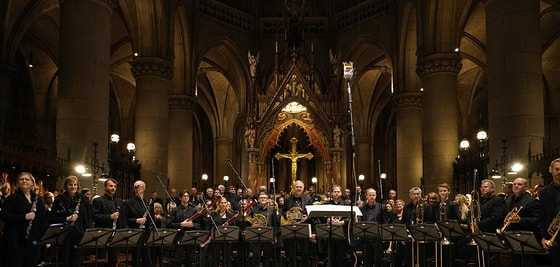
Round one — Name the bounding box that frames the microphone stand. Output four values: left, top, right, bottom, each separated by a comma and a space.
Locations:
137, 187, 160, 236
271, 158, 278, 265
153, 171, 177, 209
344, 61, 359, 267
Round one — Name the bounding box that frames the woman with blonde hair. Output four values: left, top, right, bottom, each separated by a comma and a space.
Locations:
0, 172, 48, 267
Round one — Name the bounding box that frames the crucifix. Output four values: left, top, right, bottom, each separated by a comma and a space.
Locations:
275, 137, 313, 193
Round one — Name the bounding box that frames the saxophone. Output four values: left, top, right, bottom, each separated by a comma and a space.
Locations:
25, 196, 38, 239
496, 206, 523, 234
139, 199, 153, 229
70, 197, 82, 226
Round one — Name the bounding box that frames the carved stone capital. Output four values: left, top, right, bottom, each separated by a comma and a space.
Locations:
392, 92, 423, 110
131, 57, 174, 80
416, 53, 462, 77
169, 95, 196, 111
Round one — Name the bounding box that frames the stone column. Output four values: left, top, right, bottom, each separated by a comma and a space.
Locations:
486, 0, 544, 180
0, 65, 15, 137
247, 148, 259, 192
331, 148, 342, 189
131, 57, 173, 189
57, 0, 115, 187
215, 137, 232, 184
355, 136, 371, 181
417, 54, 462, 192
393, 92, 423, 198
168, 95, 196, 191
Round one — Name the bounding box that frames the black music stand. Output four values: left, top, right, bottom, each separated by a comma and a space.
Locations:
280, 224, 311, 267
145, 229, 178, 267
315, 223, 345, 240
502, 230, 547, 267
177, 230, 210, 246
245, 226, 275, 242
212, 226, 240, 242
353, 222, 380, 267
108, 229, 143, 266
408, 224, 441, 267
437, 220, 465, 241
353, 221, 379, 239
77, 228, 113, 267
472, 232, 510, 267
37, 223, 74, 267
381, 224, 409, 267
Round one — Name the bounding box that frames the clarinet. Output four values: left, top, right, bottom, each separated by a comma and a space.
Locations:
112, 205, 120, 231
139, 199, 153, 229
25, 196, 38, 239
70, 197, 82, 226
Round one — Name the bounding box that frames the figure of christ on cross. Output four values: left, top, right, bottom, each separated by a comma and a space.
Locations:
275, 137, 314, 194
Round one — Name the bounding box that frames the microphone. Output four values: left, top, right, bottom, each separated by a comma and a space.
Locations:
134, 184, 140, 189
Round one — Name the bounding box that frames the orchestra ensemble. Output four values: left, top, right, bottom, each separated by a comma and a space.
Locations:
1, 158, 560, 267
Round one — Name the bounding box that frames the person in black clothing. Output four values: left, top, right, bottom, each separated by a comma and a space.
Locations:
476, 179, 506, 266
92, 178, 126, 267
359, 188, 383, 267
167, 190, 201, 267
248, 192, 279, 267
204, 197, 235, 267
435, 183, 460, 221
50, 175, 92, 267
321, 185, 349, 267
124, 180, 153, 266
283, 180, 314, 267
401, 187, 423, 267
0, 172, 48, 267
503, 177, 539, 267
539, 158, 560, 266
476, 179, 506, 233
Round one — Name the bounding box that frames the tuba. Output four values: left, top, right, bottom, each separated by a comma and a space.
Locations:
544, 211, 560, 247
281, 207, 304, 224
496, 206, 523, 234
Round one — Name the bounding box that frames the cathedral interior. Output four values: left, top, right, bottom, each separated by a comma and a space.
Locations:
1, 0, 560, 199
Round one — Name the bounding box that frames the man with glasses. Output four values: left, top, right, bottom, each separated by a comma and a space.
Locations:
248, 192, 279, 267
167, 190, 201, 267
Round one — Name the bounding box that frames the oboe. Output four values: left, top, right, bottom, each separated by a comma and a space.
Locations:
139, 199, 153, 229
25, 196, 38, 239
70, 197, 82, 226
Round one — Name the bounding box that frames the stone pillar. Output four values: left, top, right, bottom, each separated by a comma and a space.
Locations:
56, 0, 115, 187
215, 137, 232, 184
168, 95, 196, 191
247, 148, 259, 192
131, 57, 173, 189
486, 0, 544, 181
417, 54, 462, 192
393, 92, 423, 198
355, 136, 371, 181
0, 65, 15, 137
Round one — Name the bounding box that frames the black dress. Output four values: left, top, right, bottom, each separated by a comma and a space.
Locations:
0, 190, 48, 267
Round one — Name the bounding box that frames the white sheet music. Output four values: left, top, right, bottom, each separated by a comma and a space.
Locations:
306, 204, 363, 217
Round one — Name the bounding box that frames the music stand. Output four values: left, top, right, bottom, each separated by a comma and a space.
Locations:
177, 230, 210, 246
502, 230, 547, 267
437, 220, 465, 241
408, 224, 441, 267
108, 229, 143, 267
245, 226, 275, 243
37, 223, 74, 267
353, 221, 379, 239
472, 232, 510, 267
280, 224, 312, 267
315, 223, 345, 240
212, 226, 240, 242
77, 228, 113, 267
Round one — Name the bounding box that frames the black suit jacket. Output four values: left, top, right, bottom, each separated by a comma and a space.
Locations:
504, 192, 539, 236
92, 194, 126, 229
478, 194, 506, 232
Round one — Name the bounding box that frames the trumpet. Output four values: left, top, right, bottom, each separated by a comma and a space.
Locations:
496, 206, 523, 234
544, 211, 560, 247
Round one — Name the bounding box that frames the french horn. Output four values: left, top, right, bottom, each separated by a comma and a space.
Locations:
281, 206, 304, 224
